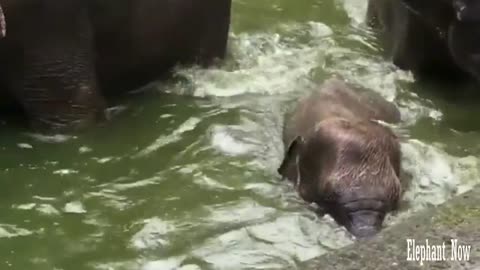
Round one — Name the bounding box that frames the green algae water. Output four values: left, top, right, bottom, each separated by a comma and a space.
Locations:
1, 1, 479, 269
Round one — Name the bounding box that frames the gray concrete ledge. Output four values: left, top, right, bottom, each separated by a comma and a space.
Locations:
303, 186, 480, 270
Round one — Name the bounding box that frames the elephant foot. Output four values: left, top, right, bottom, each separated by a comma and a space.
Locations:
11, 0, 107, 133
29, 103, 107, 133
448, 21, 480, 82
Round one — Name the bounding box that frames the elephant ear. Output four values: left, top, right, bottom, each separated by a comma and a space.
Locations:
0, 4, 5, 38
278, 136, 305, 184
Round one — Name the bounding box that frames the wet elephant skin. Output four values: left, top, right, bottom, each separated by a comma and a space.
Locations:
366, 0, 480, 84
0, 0, 231, 131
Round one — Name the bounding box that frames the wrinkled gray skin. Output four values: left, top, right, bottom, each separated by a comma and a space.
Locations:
278, 78, 402, 239
366, 0, 480, 82
0, 0, 231, 131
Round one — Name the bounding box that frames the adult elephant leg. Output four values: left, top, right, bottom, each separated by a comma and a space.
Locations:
366, 0, 381, 28
194, 0, 232, 66
0, 4, 5, 37
448, 22, 480, 82
10, 0, 105, 131
371, 0, 463, 78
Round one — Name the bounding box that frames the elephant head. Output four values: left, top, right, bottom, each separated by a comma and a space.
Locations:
279, 118, 402, 238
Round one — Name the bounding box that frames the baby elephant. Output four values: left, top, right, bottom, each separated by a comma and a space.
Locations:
278, 78, 403, 238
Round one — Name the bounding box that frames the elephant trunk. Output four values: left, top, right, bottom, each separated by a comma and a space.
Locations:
9, 1, 105, 131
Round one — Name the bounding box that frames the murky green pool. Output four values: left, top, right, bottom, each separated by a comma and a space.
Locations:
1, 1, 479, 269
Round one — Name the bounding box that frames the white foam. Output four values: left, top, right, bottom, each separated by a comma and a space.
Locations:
26, 133, 76, 143
131, 218, 175, 250
134, 117, 201, 158
191, 228, 296, 270
190, 212, 352, 269
341, 0, 369, 25
210, 125, 256, 156
204, 200, 276, 225
0, 224, 34, 238
64, 201, 87, 214
174, 23, 332, 98
100, 176, 162, 192
53, 169, 79, 176
141, 257, 185, 270
193, 174, 236, 191
86, 191, 130, 211
401, 139, 480, 209
17, 143, 33, 149
79, 146, 93, 153
36, 204, 60, 216
14, 203, 36, 210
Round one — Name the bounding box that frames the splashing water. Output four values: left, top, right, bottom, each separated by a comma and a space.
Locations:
0, 1, 479, 270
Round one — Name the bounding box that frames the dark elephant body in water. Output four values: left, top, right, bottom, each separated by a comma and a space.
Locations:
366, 0, 480, 83
0, 0, 231, 131
0, 4, 5, 38
278, 78, 403, 238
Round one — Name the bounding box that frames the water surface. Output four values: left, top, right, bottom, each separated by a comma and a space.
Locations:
1, 1, 479, 269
